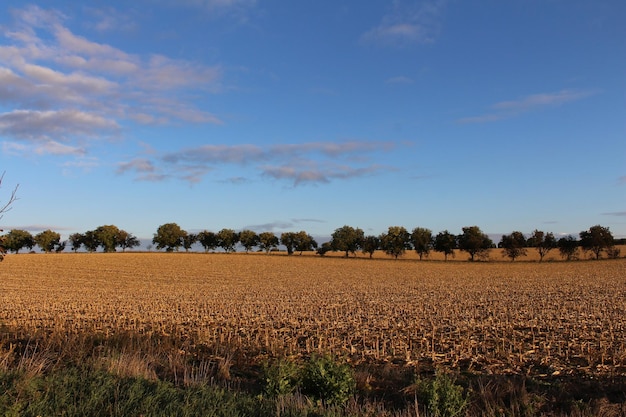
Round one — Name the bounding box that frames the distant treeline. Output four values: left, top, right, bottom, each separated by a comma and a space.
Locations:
1, 223, 623, 261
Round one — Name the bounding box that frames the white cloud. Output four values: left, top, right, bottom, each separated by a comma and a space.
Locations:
125, 141, 397, 185
0, 5, 223, 156
362, 0, 447, 46
0, 109, 118, 142
35, 141, 86, 156
458, 89, 597, 123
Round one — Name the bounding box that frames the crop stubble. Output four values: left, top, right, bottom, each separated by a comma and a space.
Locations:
0, 253, 624, 378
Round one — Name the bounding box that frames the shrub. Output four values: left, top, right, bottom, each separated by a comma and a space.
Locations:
415, 372, 467, 417
300, 354, 355, 406
263, 358, 299, 397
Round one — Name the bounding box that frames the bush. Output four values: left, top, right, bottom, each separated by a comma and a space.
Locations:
263, 358, 299, 397
300, 354, 355, 406
415, 372, 467, 417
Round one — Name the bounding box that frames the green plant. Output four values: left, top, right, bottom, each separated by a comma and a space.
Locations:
300, 354, 355, 406
263, 358, 299, 397
415, 372, 467, 417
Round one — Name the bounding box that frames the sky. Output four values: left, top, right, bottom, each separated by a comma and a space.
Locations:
0, 0, 624, 245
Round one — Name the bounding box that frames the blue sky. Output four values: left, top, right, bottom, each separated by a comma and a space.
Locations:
0, 0, 624, 243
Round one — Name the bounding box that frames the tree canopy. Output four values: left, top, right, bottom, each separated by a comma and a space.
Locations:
527, 230, 557, 262
330, 225, 364, 257
34, 230, 63, 253
458, 226, 493, 261
411, 227, 433, 260
434, 230, 456, 261
153, 223, 186, 252
500, 231, 527, 261
580, 225, 614, 260
380, 226, 410, 260
4, 229, 34, 254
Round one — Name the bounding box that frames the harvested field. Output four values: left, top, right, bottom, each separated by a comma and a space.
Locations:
1, 252, 624, 381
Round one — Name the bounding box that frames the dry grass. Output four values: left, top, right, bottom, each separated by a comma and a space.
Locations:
0, 252, 624, 382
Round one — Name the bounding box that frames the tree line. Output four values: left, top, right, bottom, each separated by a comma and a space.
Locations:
0, 225, 140, 254
1, 223, 621, 261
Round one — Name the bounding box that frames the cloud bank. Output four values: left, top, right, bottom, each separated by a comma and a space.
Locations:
118, 140, 397, 186
0, 5, 222, 156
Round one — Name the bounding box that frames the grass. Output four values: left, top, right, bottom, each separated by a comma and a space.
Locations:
0, 252, 625, 415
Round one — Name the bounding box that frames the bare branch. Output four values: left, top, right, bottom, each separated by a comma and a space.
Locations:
0, 172, 19, 219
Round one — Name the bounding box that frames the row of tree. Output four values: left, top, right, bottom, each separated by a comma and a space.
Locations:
146, 223, 622, 261
0, 223, 620, 261
1, 225, 140, 254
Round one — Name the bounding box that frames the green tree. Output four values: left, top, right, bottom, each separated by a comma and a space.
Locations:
411, 227, 433, 260
116, 230, 141, 252
82, 230, 100, 252
197, 230, 218, 253
182, 232, 196, 252
153, 223, 186, 252
95, 225, 121, 252
68, 233, 84, 252
280, 232, 297, 255
330, 225, 364, 257
558, 235, 579, 261
294, 231, 317, 255
500, 231, 528, 261
458, 226, 493, 261
361, 235, 380, 259
239, 230, 259, 253
217, 228, 239, 253
34, 229, 62, 253
434, 230, 456, 261
527, 230, 557, 262
316, 241, 333, 256
258, 231, 279, 254
380, 226, 411, 259
580, 225, 614, 260
4, 229, 34, 254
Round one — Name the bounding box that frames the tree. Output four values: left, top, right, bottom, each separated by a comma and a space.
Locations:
434, 230, 457, 261
95, 225, 121, 252
197, 231, 218, 253
55, 241, 66, 253
258, 232, 279, 254
239, 230, 259, 253
0, 172, 18, 219
153, 223, 186, 252
458, 226, 493, 261
380, 226, 411, 259
527, 230, 557, 262
217, 228, 239, 253
82, 230, 100, 252
68, 233, 84, 252
4, 229, 34, 254
294, 231, 317, 255
182, 232, 197, 252
500, 231, 528, 261
579, 225, 614, 260
330, 225, 364, 257
316, 241, 333, 256
117, 230, 141, 252
0, 173, 19, 261
361, 235, 380, 259
34, 229, 62, 253
558, 235, 579, 261
280, 232, 297, 255
411, 227, 433, 260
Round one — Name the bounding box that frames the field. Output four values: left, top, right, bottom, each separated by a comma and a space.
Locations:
1, 252, 625, 415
